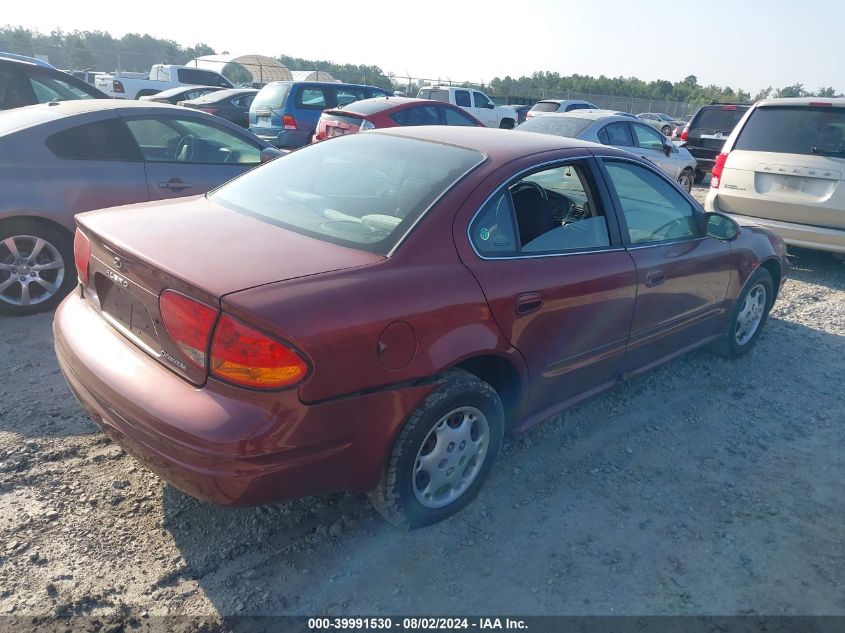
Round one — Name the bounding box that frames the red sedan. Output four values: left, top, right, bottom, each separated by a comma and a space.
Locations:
312, 96, 484, 142
55, 127, 788, 528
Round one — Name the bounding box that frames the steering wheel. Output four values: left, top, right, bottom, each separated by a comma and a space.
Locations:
509, 180, 548, 200
175, 135, 196, 162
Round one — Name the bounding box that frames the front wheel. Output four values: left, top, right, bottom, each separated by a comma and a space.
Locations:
710, 268, 773, 358
661, 124, 672, 136
0, 220, 75, 316
677, 169, 693, 193
368, 369, 504, 528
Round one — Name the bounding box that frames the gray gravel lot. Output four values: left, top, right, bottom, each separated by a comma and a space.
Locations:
0, 185, 843, 625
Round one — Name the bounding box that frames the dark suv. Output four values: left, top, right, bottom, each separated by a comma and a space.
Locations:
681, 103, 751, 182
0, 53, 107, 110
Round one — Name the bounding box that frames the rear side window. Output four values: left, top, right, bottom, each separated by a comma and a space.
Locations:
692, 107, 746, 131
176, 68, 231, 87
29, 72, 102, 103
46, 119, 141, 161
442, 107, 479, 126
530, 101, 560, 113
0, 67, 33, 109
298, 87, 328, 109
390, 105, 441, 126
598, 122, 634, 147
421, 89, 450, 103
334, 87, 367, 107
455, 90, 471, 107
734, 106, 845, 157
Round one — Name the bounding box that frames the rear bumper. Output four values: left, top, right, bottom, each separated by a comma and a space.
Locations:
706, 192, 845, 254
53, 290, 435, 506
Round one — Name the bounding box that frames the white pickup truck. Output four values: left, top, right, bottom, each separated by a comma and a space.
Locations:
95, 64, 233, 100
417, 85, 518, 129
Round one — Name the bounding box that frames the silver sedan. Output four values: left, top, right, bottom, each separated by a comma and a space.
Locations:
637, 112, 683, 136
517, 111, 698, 192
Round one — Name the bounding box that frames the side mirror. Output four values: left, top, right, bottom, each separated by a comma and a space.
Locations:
485, 102, 495, 109
663, 142, 673, 156
705, 212, 739, 241
260, 147, 284, 163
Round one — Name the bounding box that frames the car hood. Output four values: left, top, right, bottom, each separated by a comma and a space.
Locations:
75, 194, 384, 299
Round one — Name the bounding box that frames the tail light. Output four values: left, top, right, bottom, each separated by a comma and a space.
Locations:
199, 107, 219, 115
159, 290, 219, 371
360, 119, 376, 131
211, 315, 308, 389
283, 114, 297, 130
113, 80, 125, 94
711, 153, 729, 188
680, 127, 688, 141
73, 229, 91, 286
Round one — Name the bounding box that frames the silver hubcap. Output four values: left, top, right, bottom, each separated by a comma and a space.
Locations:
0, 235, 65, 307
679, 173, 691, 191
735, 283, 766, 346
412, 406, 489, 509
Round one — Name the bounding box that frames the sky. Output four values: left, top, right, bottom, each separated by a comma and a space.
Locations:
3, 0, 842, 94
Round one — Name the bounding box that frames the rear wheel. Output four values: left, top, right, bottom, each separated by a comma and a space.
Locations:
661, 124, 672, 136
0, 219, 75, 317
710, 268, 773, 358
369, 369, 504, 528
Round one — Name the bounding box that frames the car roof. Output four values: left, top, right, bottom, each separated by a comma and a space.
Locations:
757, 97, 845, 108
13, 99, 193, 116
373, 125, 606, 164
536, 99, 594, 105
0, 52, 56, 69
335, 96, 448, 115
531, 110, 632, 123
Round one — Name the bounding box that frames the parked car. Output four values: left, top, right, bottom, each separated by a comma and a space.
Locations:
0, 53, 107, 110
0, 100, 282, 316
179, 88, 259, 128
517, 111, 698, 191
509, 104, 531, 125
312, 96, 484, 142
637, 112, 683, 136
705, 97, 845, 255
139, 85, 223, 105
679, 103, 751, 183
250, 81, 392, 148
417, 85, 518, 129
525, 99, 599, 120
54, 126, 787, 528
95, 65, 233, 100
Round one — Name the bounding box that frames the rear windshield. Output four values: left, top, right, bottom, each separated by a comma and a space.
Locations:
530, 101, 561, 113
517, 116, 592, 138
210, 133, 485, 255
252, 82, 291, 109
734, 105, 845, 157
692, 107, 747, 131
191, 89, 249, 104
418, 89, 450, 103
337, 97, 394, 115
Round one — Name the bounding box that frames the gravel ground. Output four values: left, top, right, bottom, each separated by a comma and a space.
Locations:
1, 184, 844, 625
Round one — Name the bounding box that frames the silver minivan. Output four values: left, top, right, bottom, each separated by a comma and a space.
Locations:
705, 98, 845, 255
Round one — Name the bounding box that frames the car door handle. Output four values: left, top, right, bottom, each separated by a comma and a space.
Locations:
158, 178, 192, 191
515, 292, 544, 315
645, 269, 667, 287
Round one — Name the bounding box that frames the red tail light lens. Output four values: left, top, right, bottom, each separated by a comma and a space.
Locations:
283, 114, 297, 130
159, 290, 219, 371
680, 128, 688, 141
711, 153, 729, 188
210, 315, 308, 389
73, 229, 91, 286
113, 80, 125, 94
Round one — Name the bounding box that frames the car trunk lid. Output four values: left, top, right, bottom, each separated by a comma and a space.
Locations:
76, 195, 382, 384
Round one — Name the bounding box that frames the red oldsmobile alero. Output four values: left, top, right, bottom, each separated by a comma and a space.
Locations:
54, 126, 788, 527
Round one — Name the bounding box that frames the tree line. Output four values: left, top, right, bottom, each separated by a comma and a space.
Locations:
1, 25, 840, 103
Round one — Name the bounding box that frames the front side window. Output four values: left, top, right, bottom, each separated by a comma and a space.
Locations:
210, 134, 485, 255
473, 92, 492, 108
442, 106, 479, 126
45, 119, 141, 161
334, 87, 367, 107
631, 123, 665, 150
455, 90, 471, 107
603, 160, 700, 245
176, 68, 231, 87
125, 116, 260, 164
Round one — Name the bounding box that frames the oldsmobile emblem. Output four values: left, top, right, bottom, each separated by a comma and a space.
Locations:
113, 256, 123, 269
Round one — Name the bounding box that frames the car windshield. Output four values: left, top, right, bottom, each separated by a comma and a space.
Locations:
734, 105, 845, 156
517, 116, 592, 138
657, 113, 674, 121
530, 101, 560, 112
694, 107, 746, 131
210, 133, 485, 255
252, 82, 291, 109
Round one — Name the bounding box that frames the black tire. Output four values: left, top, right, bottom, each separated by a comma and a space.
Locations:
368, 369, 505, 528
693, 170, 706, 184
661, 125, 672, 136
678, 168, 693, 193
499, 118, 515, 129
0, 219, 76, 317
710, 268, 774, 358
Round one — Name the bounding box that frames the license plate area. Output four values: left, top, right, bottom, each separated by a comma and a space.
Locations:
94, 273, 160, 352
327, 125, 348, 138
